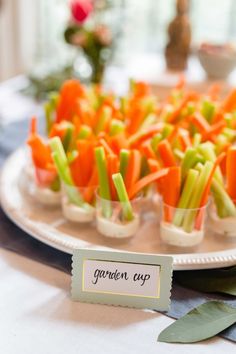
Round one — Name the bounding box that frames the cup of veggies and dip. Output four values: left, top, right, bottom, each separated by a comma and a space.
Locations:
62, 185, 96, 223
95, 146, 168, 239
208, 146, 236, 238
49, 137, 97, 223
95, 145, 140, 238
96, 187, 141, 238
158, 143, 226, 247
160, 203, 208, 247
27, 117, 61, 205
197, 43, 236, 80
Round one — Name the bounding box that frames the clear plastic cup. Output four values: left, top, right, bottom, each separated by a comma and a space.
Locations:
152, 193, 162, 220
208, 198, 236, 238
34, 166, 57, 188
96, 193, 141, 238
62, 184, 97, 223
160, 201, 208, 247
25, 166, 61, 206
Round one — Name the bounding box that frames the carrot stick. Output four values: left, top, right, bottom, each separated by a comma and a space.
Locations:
98, 138, 115, 156
200, 152, 226, 208
167, 124, 180, 143
141, 140, 156, 160
219, 143, 230, 176
128, 123, 164, 148
157, 139, 176, 167
221, 89, 236, 112
202, 120, 226, 142
178, 128, 191, 151
56, 80, 86, 122
107, 154, 119, 200
226, 147, 236, 201
207, 83, 221, 100
148, 158, 162, 192
83, 168, 98, 203
69, 154, 84, 187
133, 81, 150, 97
212, 112, 224, 124
190, 113, 211, 135
30, 116, 37, 134
162, 167, 181, 222
27, 135, 52, 169
127, 107, 145, 135
109, 133, 128, 154
128, 169, 169, 199
167, 92, 198, 123
148, 158, 160, 172
162, 167, 181, 207
125, 149, 142, 191
175, 75, 185, 90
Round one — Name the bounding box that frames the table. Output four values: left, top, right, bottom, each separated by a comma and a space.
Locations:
0, 74, 235, 354
1, 248, 235, 354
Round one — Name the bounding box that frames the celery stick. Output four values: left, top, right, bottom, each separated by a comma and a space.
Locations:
181, 148, 198, 179
110, 119, 124, 136
182, 161, 213, 233
95, 106, 112, 135
50, 137, 85, 207
51, 152, 71, 185
50, 137, 68, 167
201, 100, 215, 122
211, 178, 236, 218
139, 114, 156, 131
44, 102, 53, 135
223, 128, 236, 141
171, 90, 182, 105
151, 133, 162, 152
161, 105, 174, 121
50, 176, 60, 192
142, 97, 156, 114
162, 124, 174, 139
186, 102, 195, 115
193, 133, 202, 148
129, 78, 136, 92
67, 150, 78, 164
174, 148, 184, 160
44, 93, 59, 135
49, 138, 72, 186
87, 85, 99, 110
197, 142, 223, 185
49, 92, 59, 109
112, 173, 134, 221
78, 125, 92, 139
173, 169, 199, 227
52, 152, 84, 206
63, 123, 74, 152
140, 156, 150, 178
95, 147, 112, 218
120, 97, 128, 115
120, 149, 130, 179
194, 162, 204, 173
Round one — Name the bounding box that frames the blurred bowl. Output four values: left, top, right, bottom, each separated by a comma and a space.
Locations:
197, 43, 236, 80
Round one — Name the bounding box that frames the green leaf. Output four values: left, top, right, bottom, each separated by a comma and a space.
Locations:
158, 301, 236, 343
175, 267, 236, 296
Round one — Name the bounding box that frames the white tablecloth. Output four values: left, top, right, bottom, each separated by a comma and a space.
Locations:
1, 74, 236, 353
0, 248, 235, 354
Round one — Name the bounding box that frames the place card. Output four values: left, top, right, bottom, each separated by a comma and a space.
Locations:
72, 249, 173, 311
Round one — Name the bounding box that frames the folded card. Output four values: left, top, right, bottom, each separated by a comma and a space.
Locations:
72, 249, 173, 311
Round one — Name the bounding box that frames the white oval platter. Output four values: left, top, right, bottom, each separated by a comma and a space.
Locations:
1, 148, 236, 270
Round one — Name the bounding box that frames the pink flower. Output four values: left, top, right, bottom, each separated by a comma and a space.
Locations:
70, 0, 93, 24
